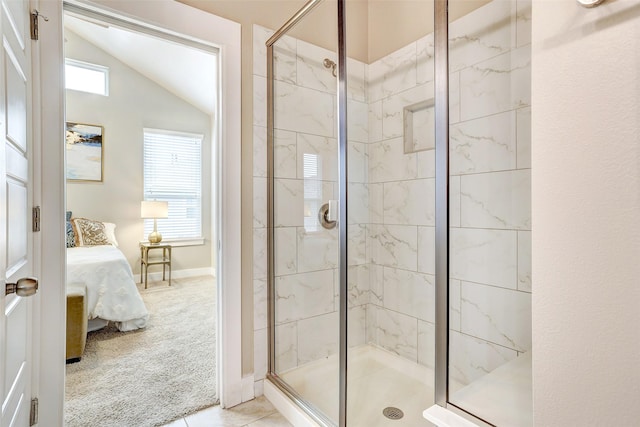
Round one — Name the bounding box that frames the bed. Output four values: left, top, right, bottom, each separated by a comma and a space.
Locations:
66, 215, 149, 332
67, 245, 149, 332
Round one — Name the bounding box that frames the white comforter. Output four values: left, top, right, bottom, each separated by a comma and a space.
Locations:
67, 245, 149, 331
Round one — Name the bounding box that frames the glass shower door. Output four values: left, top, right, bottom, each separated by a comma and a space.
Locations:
446, 0, 533, 425
267, 1, 340, 424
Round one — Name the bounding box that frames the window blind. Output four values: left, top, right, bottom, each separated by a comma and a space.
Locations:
143, 129, 203, 240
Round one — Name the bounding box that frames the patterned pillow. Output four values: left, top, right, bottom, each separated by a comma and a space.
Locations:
71, 218, 110, 246
66, 211, 75, 248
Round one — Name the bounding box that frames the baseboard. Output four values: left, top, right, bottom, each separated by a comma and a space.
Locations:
144, 267, 215, 282
264, 379, 320, 427
241, 375, 255, 402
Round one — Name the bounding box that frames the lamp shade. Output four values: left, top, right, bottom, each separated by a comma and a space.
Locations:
141, 200, 168, 219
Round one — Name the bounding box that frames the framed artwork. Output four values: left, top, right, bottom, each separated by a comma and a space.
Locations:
66, 122, 104, 182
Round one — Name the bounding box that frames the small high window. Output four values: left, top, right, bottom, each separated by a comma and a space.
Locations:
65, 59, 109, 96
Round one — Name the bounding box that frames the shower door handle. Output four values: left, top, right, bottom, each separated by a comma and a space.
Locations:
318, 202, 337, 229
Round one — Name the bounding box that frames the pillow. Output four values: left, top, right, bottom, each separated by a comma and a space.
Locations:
71, 218, 110, 246
66, 211, 75, 248
102, 222, 119, 247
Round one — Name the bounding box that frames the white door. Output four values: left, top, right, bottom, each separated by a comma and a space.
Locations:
0, 0, 37, 426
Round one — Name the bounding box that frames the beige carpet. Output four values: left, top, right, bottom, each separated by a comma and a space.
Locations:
65, 276, 218, 427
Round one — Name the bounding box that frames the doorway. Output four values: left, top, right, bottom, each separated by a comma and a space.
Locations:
62, 5, 218, 426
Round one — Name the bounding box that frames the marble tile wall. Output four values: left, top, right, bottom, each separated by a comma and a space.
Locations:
252, 0, 532, 397
364, 0, 532, 388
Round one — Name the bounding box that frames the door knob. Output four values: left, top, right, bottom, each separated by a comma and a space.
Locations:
5, 277, 39, 297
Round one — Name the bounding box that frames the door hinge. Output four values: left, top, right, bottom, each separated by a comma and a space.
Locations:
30, 10, 48, 41
32, 206, 40, 232
29, 397, 38, 426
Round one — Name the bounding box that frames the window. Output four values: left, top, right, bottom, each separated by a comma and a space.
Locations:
303, 153, 322, 233
143, 129, 203, 242
65, 59, 109, 95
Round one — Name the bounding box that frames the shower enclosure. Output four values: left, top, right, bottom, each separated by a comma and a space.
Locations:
262, 0, 532, 425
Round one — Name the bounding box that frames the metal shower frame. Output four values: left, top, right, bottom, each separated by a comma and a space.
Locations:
265, 0, 493, 425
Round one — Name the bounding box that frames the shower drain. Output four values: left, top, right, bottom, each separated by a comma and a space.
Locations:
382, 407, 404, 420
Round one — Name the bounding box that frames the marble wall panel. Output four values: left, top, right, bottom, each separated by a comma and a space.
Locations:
253, 228, 267, 281
369, 224, 418, 271
460, 281, 532, 352
449, 279, 462, 332
450, 228, 517, 289
516, 106, 531, 169
275, 322, 298, 373
417, 320, 435, 369
450, 175, 461, 227
460, 169, 532, 230
348, 141, 368, 183
274, 178, 304, 227
371, 306, 418, 362
274, 227, 297, 276
460, 45, 531, 122
296, 39, 335, 93
348, 306, 367, 348
517, 230, 532, 292
417, 226, 435, 275
273, 35, 297, 84
368, 42, 417, 103
348, 224, 367, 266
450, 111, 517, 175
347, 57, 366, 102
297, 312, 339, 365
416, 33, 434, 85
296, 226, 338, 273
383, 267, 435, 323
348, 264, 370, 307
369, 138, 417, 183
383, 178, 435, 226
449, 330, 518, 388
274, 80, 334, 137
417, 149, 436, 179
382, 83, 434, 140
348, 183, 369, 225
348, 99, 369, 143
275, 270, 335, 324
368, 100, 383, 143
448, 0, 515, 73
516, 0, 532, 47
274, 129, 297, 179
296, 133, 337, 181
368, 183, 383, 224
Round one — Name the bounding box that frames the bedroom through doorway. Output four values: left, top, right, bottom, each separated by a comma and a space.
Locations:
62, 5, 220, 426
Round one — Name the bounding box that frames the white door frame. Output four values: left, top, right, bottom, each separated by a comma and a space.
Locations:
36, 0, 243, 423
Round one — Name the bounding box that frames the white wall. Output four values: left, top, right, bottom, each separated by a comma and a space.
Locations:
532, 1, 640, 425
65, 29, 214, 274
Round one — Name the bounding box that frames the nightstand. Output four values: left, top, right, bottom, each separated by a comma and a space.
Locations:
140, 242, 172, 289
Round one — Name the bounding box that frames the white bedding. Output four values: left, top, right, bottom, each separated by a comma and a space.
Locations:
67, 245, 149, 331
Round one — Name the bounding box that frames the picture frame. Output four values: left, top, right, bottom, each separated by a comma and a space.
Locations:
66, 122, 104, 182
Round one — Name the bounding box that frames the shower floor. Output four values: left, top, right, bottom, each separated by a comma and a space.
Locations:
280, 344, 436, 427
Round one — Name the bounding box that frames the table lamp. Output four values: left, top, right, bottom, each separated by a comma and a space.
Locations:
141, 200, 168, 244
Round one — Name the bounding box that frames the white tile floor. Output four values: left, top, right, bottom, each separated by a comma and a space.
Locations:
162, 396, 292, 427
